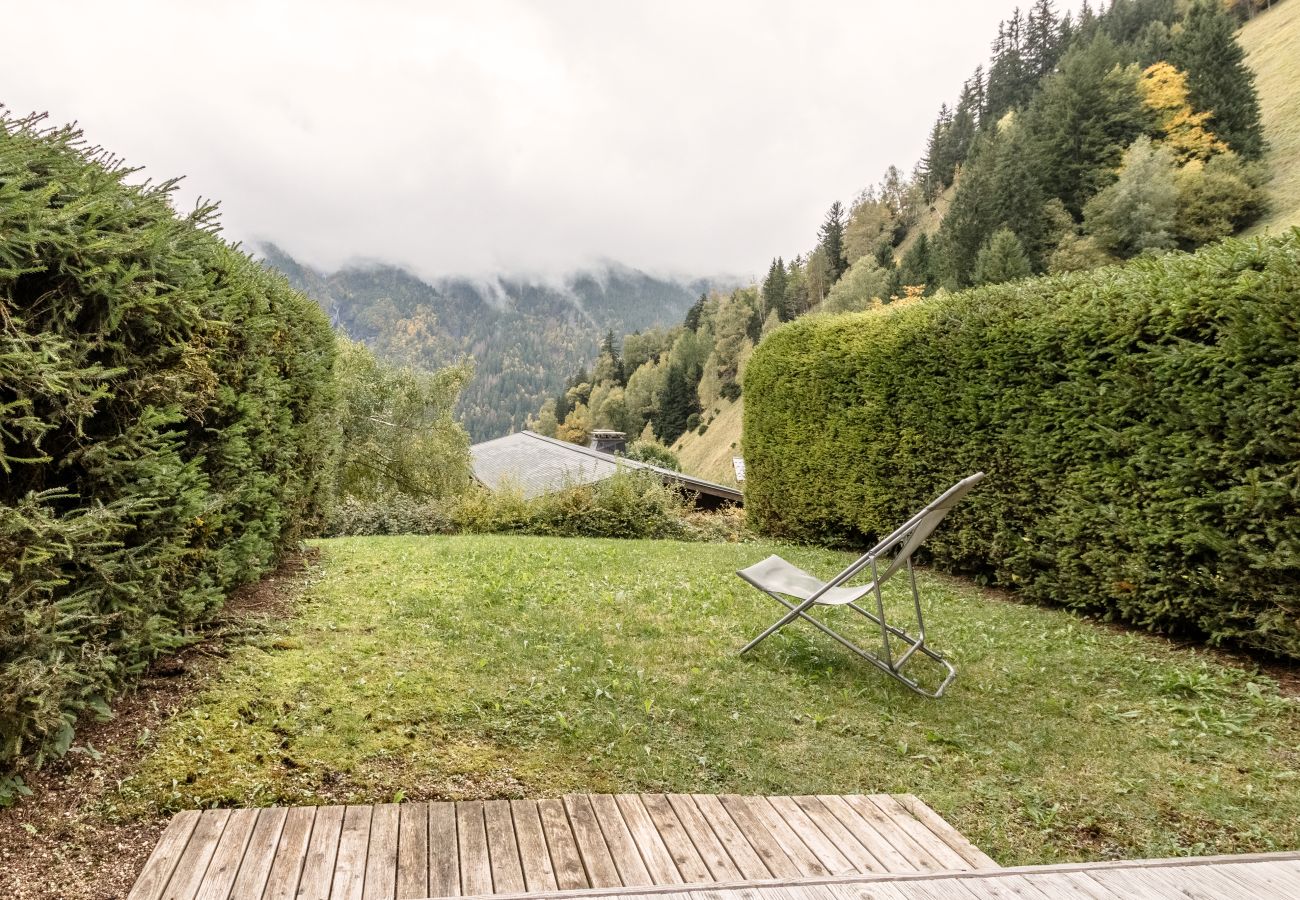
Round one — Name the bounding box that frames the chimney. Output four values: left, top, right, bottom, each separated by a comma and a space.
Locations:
589, 429, 627, 455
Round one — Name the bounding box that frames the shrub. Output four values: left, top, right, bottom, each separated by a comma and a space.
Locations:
746, 232, 1300, 658
620, 440, 681, 471
322, 470, 753, 543
0, 114, 338, 790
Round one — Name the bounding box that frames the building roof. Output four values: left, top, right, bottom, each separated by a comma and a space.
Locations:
469, 430, 743, 505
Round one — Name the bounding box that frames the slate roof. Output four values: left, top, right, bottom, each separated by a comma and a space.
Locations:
469, 430, 743, 505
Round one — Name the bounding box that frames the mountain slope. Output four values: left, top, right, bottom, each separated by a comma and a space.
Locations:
670, 395, 745, 489
260, 244, 715, 440
1241, 0, 1300, 232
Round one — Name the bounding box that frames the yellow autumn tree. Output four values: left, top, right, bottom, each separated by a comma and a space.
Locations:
1138, 62, 1228, 163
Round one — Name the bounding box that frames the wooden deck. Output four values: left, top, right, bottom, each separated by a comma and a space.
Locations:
127, 793, 997, 900
483, 852, 1300, 899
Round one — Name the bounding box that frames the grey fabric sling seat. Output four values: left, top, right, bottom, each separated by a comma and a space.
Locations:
737, 473, 985, 698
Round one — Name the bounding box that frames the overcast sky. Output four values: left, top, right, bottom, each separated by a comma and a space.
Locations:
4, 1, 1078, 281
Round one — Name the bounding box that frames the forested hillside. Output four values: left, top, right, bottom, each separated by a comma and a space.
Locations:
529, 0, 1283, 472
261, 243, 717, 441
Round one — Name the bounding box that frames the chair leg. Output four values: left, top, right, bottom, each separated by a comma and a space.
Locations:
738, 597, 817, 655
743, 589, 959, 698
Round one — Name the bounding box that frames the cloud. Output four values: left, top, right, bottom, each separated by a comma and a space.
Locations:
2, 0, 1079, 280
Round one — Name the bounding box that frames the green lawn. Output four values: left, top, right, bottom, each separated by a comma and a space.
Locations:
119, 535, 1300, 866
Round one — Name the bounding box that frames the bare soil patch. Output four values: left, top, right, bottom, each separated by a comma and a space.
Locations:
0, 550, 317, 900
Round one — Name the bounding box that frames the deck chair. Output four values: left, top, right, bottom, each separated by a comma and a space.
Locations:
737, 473, 985, 698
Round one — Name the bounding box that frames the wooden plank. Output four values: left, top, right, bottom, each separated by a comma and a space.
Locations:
642, 794, 713, 884
1210, 860, 1300, 896
565, 793, 624, 888
538, 798, 590, 891
512, 799, 559, 892
590, 794, 654, 886
1042, 871, 1117, 900
893, 795, 999, 869
793, 796, 884, 874
767, 796, 857, 876
716, 795, 802, 879
193, 807, 259, 900
1082, 868, 1178, 899
615, 795, 684, 884
429, 801, 462, 898
160, 809, 231, 900
397, 803, 430, 900
262, 805, 318, 900
458, 801, 494, 896
227, 807, 289, 899
827, 881, 914, 900
816, 795, 921, 875
668, 794, 745, 881
1001, 873, 1078, 899
1178, 864, 1293, 899
295, 804, 345, 900
128, 810, 201, 900
330, 805, 373, 900
689, 794, 771, 881
485, 799, 528, 893
723, 795, 827, 877
841, 795, 945, 871
364, 803, 401, 900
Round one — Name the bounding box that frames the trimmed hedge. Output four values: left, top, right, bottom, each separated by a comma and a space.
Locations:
0, 114, 338, 789
745, 232, 1300, 658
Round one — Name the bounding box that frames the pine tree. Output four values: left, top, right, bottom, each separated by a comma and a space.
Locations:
761, 257, 789, 321
1025, 0, 1060, 79
595, 329, 625, 386
897, 233, 935, 292
919, 105, 954, 199
949, 81, 981, 174
818, 201, 848, 283
1171, 0, 1265, 159
655, 363, 700, 445
1024, 33, 1153, 215
683, 292, 707, 331
973, 228, 1033, 284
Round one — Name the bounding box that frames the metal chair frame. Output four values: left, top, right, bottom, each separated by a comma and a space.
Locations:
737, 473, 985, 698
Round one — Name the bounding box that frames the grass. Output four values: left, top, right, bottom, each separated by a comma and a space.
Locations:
1242, 0, 1300, 233
117, 534, 1300, 866
671, 395, 745, 486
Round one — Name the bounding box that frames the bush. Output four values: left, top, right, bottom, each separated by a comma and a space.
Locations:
620, 440, 681, 471
746, 232, 1300, 658
323, 470, 752, 543
0, 114, 339, 790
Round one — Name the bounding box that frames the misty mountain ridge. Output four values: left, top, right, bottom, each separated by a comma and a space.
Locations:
257, 242, 735, 440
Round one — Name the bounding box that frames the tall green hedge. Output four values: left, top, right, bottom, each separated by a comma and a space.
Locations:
0, 114, 339, 789
745, 232, 1300, 658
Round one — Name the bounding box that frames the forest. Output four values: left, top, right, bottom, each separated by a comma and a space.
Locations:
529, 0, 1278, 451
261, 243, 712, 441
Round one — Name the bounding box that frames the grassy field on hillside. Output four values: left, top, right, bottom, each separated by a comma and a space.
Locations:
672, 396, 745, 486
118, 535, 1300, 866
1242, 0, 1300, 232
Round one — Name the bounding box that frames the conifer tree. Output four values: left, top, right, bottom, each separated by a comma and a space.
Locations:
761, 257, 789, 321
1024, 33, 1153, 215
897, 233, 935, 292
1170, 0, 1265, 159
655, 363, 699, 445
973, 228, 1033, 284
683, 292, 707, 332
818, 201, 848, 283
1025, 0, 1061, 79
